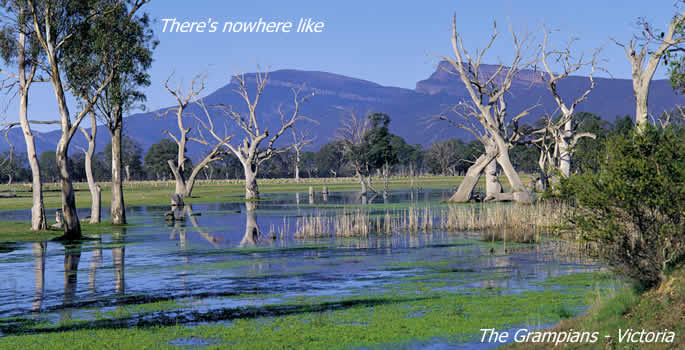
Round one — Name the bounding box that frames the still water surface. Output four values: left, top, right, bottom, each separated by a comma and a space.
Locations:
0, 189, 603, 347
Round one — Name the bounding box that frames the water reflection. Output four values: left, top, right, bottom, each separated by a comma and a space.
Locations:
241, 202, 260, 247
89, 236, 102, 295
63, 243, 81, 307
112, 231, 125, 296
32, 242, 46, 313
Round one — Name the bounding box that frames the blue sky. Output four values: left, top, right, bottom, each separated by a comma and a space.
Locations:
2, 0, 681, 129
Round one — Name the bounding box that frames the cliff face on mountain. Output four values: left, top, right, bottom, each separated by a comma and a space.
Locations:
3, 62, 684, 161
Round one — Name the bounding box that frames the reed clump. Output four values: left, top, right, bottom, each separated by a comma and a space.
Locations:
294, 201, 572, 244
438, 201, 571, 243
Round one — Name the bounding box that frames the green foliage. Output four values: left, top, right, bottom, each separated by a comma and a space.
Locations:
103, 136, 144, 180
364, 113, 396, 170
315, 141, 347, 177
390, 135, 423, 173
0, 151, 29, 183
570, 124, 685, 287
38, 151, 59, 183
143, 139, 190, 180
509, 144, 538, 174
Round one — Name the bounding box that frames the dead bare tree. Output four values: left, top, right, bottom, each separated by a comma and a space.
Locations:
537, 26, 601, 179
438, 16, 537, 203
528, 115, 594, 190
160, 74, 234, 198
290, 128, 315, 183
614, 11, 685, 131
218, 69, 313, 204
335, 109, 374, 196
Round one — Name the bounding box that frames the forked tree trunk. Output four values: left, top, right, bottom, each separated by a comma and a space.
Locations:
56, 140, 80, 239
50, 53, 80, 238
484, 159, 502, 200
110, 125, 126, 224
493, 136, 532, 203
183, 143, 227, 198
168, 159, 187, 196
184, 167, 202, 198
449, 151, 496, 202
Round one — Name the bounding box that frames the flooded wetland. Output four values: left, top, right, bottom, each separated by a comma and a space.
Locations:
0, 189, 620, 349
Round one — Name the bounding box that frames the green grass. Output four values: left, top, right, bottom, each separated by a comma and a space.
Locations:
0, 270, 610, 349
508, 264, 685, 349
0, 175, 534, 212
0, 221, 131, 243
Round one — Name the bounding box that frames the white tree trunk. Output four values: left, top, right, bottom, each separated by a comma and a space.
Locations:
294, 149, 301, 183
84, 112, 101, 224
244, 162, 259, 202
493, 135, 531, 203
484, 159, 502, 200
18, 32, 47, 231
449, 153, 493, 202
558, 120, 572, 178
634, 84, 649, 131
110, 125, 126, 224
85, 154, 101, 224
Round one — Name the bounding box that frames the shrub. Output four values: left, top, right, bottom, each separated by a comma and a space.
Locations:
569, 125, 685, 288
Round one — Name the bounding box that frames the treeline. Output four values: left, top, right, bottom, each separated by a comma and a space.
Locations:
0, 113, 650, 184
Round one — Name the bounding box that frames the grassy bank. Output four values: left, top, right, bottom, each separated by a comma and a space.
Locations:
0, 221, 130, 243
0, 175, 474, 212
508, 264, 685, 349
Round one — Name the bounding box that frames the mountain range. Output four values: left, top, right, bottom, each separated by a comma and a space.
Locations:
3, 62, 685, 161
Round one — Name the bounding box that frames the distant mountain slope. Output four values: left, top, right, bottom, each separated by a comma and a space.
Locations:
2, 63, 684, 161
415, 62, 683, 122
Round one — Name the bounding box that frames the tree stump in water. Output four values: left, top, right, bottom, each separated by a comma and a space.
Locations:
51, 210, 64, 229
165, 193, 186, 222
171, 193, 184, 208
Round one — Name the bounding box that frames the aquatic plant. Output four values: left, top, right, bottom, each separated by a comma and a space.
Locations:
294, 201, 572, 244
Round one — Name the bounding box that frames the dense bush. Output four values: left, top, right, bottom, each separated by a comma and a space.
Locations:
568, 125, 685, 287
